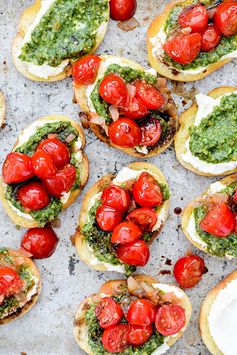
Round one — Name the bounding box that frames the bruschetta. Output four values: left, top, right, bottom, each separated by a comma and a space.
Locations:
75, 162, 170, 275
74, 274, 192, 354
182, 174, 237, 258
0, 115, 89, 228
200, 269, 237, 355
0, 90, 5, 128
73, 54, 177, 158
0, 248, 41, 325
175, 86, 237, 176
147, 0, 237, 81
12, 0, 109, 81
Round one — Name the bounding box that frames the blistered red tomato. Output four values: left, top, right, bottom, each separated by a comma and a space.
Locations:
127, 299, 156, 326
111, 221, 142, 244
123, 97, 149, 120
21, 227, 58, 259
132, 172, 163, 207
43, 164, 76, 198
134, 81, 165, 110
17, 181, 50, 211
102, 324, 129, 353
101, 185, 131, 213
2, 152, 34, 184
32, 150, 57, 179
126, 208, 158, 231
201, 25, 221, 52
155, 304, 186, 336
95, 297, 124, 328
178, 4, 208, 33
110, 0, 137, 21
108, 118, 142, 148
233, 189, 237, 203
96, 205, 123, 232
116, 239, 150, 266
0, 267, 23, 297
99, 74, 128, 107
174, 255, 205, 288
72, 55, 101, 85
141, 118, 162, 147
128, 324, 153, 346
37, 138, 70, 169
213, 2, 237, 36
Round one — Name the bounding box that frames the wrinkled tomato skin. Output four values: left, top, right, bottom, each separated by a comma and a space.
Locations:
96, 205, 123, 232
127, 299, 156, 326
116, 239, 150, 266
134, 81, 165, 110
101, 185, 131, 213
2, 152, 34, 184
0, 267, 23, 297
108, 118, 142, 148
123, 97, 149, 120
99, 74, 128, 107
37, 138, 70, 169
126, 208, 158, 231
141, 118, 162, 147
95, 297, 124, 328
199, 202, 235, 237
21, 227, 58, 259
132, 172, 163, 208
110, 0, 137, 21
111, 221, 142, 244
155, 304, 186, 336
201, 25, 221, 52
213, 2, 237, 36
43, 164, 76, 198
128, 324, 153, 346
17, 181, 50, 211
173, 255, 205, 288
178, 4, 208, 32
32, 150, 57, 179
72, 55, 101, 85
102, 324, 129, 353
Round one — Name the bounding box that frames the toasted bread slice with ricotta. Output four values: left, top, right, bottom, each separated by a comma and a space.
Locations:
0, 115, 89, 228
0, 90, 6, 128
12, 0, 109, 82
73, 274, 192, 354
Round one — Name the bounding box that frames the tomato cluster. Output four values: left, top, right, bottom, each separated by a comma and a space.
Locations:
164, 2, 237, 64
95, 172, 163, 267
95, 295, 186, 352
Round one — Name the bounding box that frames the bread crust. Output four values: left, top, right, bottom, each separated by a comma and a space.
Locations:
200, 269, 237, 355
0, 249, 41, 325
0, 115, 89, 228
73, 274, 192, 354
12, 0, 109, 82
175, 86, 237, 176
74, 162, 170, 272
147, 0, 235, 82
182, 174, 237, 256
0, 90, 6, 128
74, 55, 178, 158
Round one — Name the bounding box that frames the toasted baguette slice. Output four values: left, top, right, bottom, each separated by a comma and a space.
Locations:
147, 0, 237, 82
74, 274, 192, 354
0, 90, 6, 128
74, 55, 177, 158
182, 174, 237, 257
0, 249, 41, 325
74, 162, 169, 272
12, 0, 109, 82
200, 269, 237, 355
175, 86, 237, 176
0, 115, 89, 228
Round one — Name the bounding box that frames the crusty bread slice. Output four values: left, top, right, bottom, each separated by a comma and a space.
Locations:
182, 174, 237, 256
200, 269, 237, 355
0, 249, 41, 325
74, 55, 178, 158
175, 86, 237, 176
12, 0, 109, 82
73, 274, 192, 354
0, 90, 6, 128
74, 162, 169, 272
147, 0, 235, 82
0, 115, 89, 228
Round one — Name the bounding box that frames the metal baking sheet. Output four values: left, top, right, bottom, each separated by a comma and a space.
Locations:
0, 1, 237, 354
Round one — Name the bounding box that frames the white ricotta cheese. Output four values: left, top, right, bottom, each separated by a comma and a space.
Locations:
151, 342, 170, 355
208, 181, 226, 194
87, 245, 125, 273
60, 191, 71, 204
9, 202, 33, 220
152, 205, 167, 232
186, 212, 207, 248
135, 146, 149, 155
152, 283, 184, 299
74, 137, 82, 150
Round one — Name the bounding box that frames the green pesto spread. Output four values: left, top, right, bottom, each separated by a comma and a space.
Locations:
19, 0, 109, 67
85, 303, 165, 355
189, 93, 237, 163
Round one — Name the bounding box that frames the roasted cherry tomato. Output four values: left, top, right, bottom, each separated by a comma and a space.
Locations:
72, 55, 101, 85
101, 185, 131, 213
43, 164, 76, 198
163, 33, 202, 65
108, 118, 142, 148
37, 138, 70, 169
116, 239, 150, 266
132, 172, 163, 208
95, 297, 124, 329
141, 118, 162, 147
233, 189, 237, 203
155, 304, 186, 336
110, 0, 137, 21
201, 25, 221, 52
213, 2, 237, 36
199, 202, 235, 237
111, 221, 142, 244
17, 181, 50, 211
128, 324, 153, 346
96, 205, 123, 232
178, 4, 208, 32
99, 74, 128, 107
0, 267, 23, 297
123, 97, 149, 120
127, 299, 156, 326
173, 255, 205, 288
134, 81, 165, 110
102, 324, 129, 353
21, 227, 58, 259
2, 152, 34, 184
32, 150, 57, 179
126, 208, 158, 231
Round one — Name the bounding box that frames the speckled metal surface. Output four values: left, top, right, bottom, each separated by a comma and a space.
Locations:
0, 1, 237, 354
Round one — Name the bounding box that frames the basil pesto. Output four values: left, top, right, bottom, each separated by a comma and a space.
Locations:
19, 0, 109, 67
189, 93, 237, 163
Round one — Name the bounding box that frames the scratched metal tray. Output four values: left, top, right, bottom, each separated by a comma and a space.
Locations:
1, 1, 237, 354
